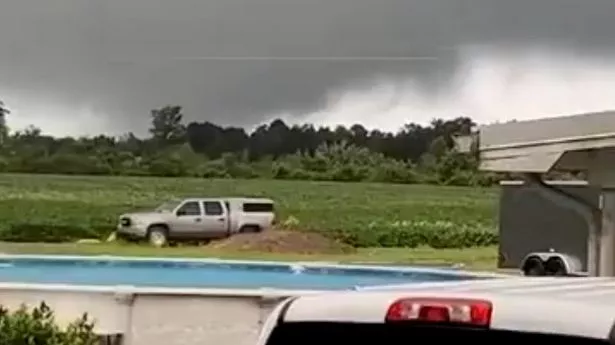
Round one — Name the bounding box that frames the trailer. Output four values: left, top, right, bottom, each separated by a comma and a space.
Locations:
455, 111, 615, 277
498, 180, 601, 276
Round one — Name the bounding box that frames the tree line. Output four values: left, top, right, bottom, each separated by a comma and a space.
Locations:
0, 102, 499, 186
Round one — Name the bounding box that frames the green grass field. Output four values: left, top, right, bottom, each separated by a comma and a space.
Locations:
0, 174, 500, 266
0, 174, 497, 229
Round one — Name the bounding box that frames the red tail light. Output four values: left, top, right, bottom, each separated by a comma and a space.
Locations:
385, 297, 492, 327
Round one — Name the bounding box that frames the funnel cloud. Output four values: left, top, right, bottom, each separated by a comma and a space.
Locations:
2, 0, 615, 136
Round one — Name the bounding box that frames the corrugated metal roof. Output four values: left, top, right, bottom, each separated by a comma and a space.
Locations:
479, 110, 615, 149
499, 180, 589, 186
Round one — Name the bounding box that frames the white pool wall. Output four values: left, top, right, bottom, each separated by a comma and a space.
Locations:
0, 255, 508, 345
0, 282, 318, 345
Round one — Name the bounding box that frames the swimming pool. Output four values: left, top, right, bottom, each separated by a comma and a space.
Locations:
0, 255, 484, 290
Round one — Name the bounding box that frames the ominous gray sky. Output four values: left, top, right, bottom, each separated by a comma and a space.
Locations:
2, 0, 615, 136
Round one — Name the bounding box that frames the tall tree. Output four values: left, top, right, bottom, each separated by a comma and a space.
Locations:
149, 105, 186, 145
0, 100, 10, 145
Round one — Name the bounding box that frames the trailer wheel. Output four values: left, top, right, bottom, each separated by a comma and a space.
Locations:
545, 257, 567, 276
522, 257, 546, 276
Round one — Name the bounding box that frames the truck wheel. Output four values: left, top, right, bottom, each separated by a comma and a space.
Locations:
240, 225, 261, 233
147, 226, 169, 247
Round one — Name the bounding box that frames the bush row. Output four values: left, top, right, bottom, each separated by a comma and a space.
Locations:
0, 220, 497, 249
321, 220, 497, 249
0, 142, 499, 187
331, 228, 497, 249
0, 224, 105, 243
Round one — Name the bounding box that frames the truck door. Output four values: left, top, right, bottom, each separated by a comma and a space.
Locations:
173, 201, 206, 238
201, 201, 229, 238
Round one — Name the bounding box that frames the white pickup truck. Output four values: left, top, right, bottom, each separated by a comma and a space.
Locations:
116, 197, 275, 246
257, 276, 615, 345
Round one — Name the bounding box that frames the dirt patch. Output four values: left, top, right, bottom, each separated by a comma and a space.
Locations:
210, 230, 355, 255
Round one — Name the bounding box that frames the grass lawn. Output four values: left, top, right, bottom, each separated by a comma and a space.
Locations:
0, 174, 500, 270
0, 242, 499, 271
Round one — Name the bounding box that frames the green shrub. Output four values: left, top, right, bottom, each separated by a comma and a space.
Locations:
0, 302, 98, 345
0, 224, 101, 243
329, 220, 497, 248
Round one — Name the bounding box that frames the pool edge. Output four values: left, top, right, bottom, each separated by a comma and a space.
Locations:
0, 281, 327, 298
0, 253, 511, 279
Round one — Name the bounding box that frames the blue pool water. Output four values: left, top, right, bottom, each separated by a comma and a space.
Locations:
0, 256, 480, 290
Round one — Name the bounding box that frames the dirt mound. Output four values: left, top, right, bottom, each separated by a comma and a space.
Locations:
211, 230, 355, 255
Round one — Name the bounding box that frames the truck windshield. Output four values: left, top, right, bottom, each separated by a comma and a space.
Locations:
265, 322, 609, 345
155, 200, 182, 212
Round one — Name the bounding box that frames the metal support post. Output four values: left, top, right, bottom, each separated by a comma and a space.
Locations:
599, 190, 615, 276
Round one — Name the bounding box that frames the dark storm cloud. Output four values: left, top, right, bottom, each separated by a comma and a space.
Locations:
1, 0, 615, 132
